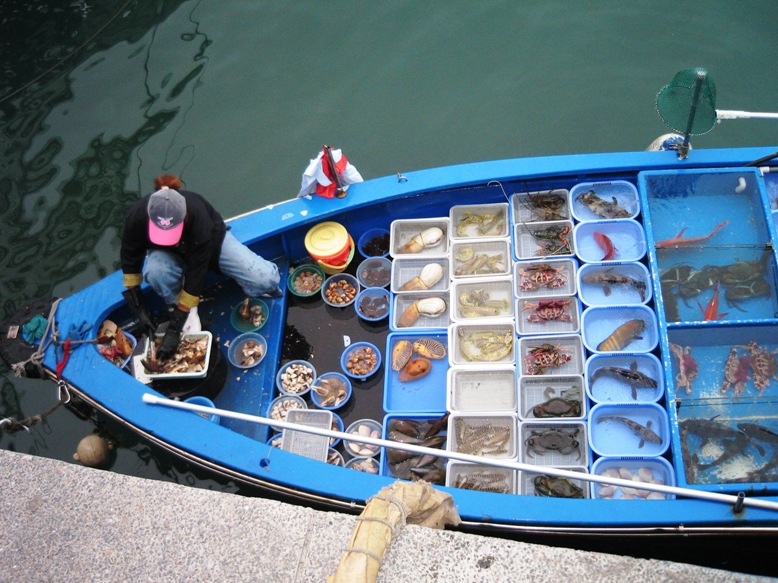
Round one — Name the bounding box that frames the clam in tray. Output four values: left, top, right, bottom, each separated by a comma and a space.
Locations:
142, 331, 213, 379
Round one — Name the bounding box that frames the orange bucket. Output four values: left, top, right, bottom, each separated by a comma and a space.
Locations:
305, 222, 352, 265
317, 237, 356, 274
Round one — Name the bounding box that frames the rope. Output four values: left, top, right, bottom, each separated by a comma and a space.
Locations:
343, 492, 411, 566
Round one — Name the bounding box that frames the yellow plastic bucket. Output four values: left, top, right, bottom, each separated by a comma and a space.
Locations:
305, 222, 352, 265
317, 237, 355, 275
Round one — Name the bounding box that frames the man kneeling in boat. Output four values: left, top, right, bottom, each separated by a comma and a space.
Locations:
120, 174, 281, 360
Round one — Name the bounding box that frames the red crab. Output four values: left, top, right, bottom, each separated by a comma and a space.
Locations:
518, 263, 568, 292
521, 299, 573, 323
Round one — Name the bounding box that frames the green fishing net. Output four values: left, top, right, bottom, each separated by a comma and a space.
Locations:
656, 67, 717, 135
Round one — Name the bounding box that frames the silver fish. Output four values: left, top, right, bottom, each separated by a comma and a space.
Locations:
598, 415, 662, 447
581, 268, 646, 301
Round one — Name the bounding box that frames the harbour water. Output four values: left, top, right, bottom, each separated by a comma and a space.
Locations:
2, 1, 778, 575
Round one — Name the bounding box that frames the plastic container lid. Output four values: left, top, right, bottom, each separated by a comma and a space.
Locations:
305, 221, 350, 262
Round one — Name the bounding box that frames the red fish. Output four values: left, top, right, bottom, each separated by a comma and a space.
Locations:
593, 232, 616, 260
655, 220, 729, 249
696, 281, 728, 321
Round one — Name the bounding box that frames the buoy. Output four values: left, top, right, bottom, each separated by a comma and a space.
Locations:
73, 434, 114, 468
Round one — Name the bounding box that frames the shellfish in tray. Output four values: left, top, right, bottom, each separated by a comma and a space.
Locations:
412, 337, 446, 360
398, 358, 432, 382
391, 339, 414, 371
397, 297, 447, 328
398, 262, 444, 291
398, 227, 444, 254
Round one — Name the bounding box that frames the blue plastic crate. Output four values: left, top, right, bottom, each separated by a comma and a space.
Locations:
383, 332, 449, 413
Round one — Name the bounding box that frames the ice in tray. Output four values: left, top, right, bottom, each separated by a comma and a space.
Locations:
446, 461, 516, 494
511, 189, 570, 223
581, 305, 658, 354
451, 277, 514, 322
514, 220, 574, 260
520, 421, 588, 466
390, 218, 449, 258
446, 365, 517, 413
514, 258, 577, 299
449, 321, 515, 366
519, 374, 585, 421
447, 413, 517, 459
520, 466, 589, 498
450, 238, 511, 278
569, 180, 639, 222
450, 203, 509, 239
390, 292, 450, 331
391, 257, 449, 294
588, 403, 670, 458
515, 295, 581, 336
518, 334, 584, 376
585, 353, 664, 404
573, 219, 647, 264
577, 261, 651, 306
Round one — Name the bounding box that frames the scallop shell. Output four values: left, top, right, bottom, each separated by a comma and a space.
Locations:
391, 339, 414, 371
412, 338, 447, 360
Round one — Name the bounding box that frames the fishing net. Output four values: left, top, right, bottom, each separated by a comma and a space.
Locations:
656, 67, 718, 136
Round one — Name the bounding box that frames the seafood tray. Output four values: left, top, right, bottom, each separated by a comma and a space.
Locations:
577, 262, 652, 307
449, 321, 516, 367
447, 413, 517, 459
672, 398, 778, 491
391, 257, 449, 294
519, 374, 586, 421
143, 331, 213, 379
580, 305, 658, 355
510, 189, 570, 224
450, 238, 512, 279
517, 334, 584, 377
451, 276, 514, 322
515, 295, 581, 337
450, 203, 510, 240
384, 332, 449, 413
389, 218, 449, 258
569, 180, 639, 222
389, 291, 450, 332
514, 219, 575, 261
519, 420, 588, 467
573, 219, 647, 264
590, 457, 675, 500
380, 412, 448, 482
446, 365, 517, 414
588, 403, 670, 458
281, 409, 332, 462
519, 466, 590, 498
445, 461, 517, 495
585, 353, 665, 404
514, 257, 577, 300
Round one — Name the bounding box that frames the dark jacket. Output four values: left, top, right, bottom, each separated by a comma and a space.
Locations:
121, 190, 227, 306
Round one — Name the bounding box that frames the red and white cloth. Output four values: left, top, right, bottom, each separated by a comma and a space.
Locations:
298, 147, 363, 198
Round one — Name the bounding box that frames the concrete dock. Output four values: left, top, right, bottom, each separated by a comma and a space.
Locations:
0, 449, 773, 582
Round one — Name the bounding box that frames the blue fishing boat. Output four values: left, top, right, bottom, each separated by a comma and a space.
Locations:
7, 70, 778, 535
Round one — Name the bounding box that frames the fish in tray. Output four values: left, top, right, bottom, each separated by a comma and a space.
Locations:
575, 190, 632, 219
597, 416, 662, 448
596, 319, 645, 352
581, 268, 646, 301
589, 361, 658, 400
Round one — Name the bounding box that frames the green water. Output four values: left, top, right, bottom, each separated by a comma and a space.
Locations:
1, 0, 778, 571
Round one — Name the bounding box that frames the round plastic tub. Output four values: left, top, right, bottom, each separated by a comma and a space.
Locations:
275, 360, 317, 396
355, 287, 391, 322
230, 298, 269, 332
310, 372, 352, 410
287, 264, 326, 297
227, 332, 267, 369
321, 273, 360, 307
341, 341, 382, 380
